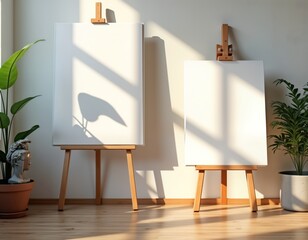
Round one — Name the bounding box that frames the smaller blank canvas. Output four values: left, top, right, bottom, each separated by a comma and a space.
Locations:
184, 61, 267, 166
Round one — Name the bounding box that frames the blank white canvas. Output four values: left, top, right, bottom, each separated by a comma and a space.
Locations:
53, 23, 144, 145
184, 61, 267, 166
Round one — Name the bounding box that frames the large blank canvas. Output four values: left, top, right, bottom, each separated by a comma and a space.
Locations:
53, 23, 144, 145
184, 61, 267, 166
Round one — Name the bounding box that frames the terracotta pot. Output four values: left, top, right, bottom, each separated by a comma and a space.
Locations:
280, 171, 308, 212
0, 180, 34, 218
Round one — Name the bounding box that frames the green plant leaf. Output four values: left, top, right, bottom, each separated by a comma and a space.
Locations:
11, 95, 41, 114
269, 79, 308, 174
0, 112, 10, 129
0, 39, 45, 89
14, 125, 40, 142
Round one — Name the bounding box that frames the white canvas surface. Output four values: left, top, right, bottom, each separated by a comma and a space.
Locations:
184, 61, 267, 166
53, 23, 144, 145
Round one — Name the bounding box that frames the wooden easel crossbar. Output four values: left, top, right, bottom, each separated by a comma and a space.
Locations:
58, 145, 138, 211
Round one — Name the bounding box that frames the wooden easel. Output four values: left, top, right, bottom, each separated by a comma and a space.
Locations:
58, 4, 141, 211
193, 24, 258, 212
58, 145, 138, 211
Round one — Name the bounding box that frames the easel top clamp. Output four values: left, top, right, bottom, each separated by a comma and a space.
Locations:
193, 24, 258, 213
91, 2, 107, 24
216, 24, 233, 61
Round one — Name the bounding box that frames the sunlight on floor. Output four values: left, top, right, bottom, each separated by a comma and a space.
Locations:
57, 205, 308, 240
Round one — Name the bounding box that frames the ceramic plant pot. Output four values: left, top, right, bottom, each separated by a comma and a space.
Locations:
280, 171, 308, 212
0, 180, 34, 218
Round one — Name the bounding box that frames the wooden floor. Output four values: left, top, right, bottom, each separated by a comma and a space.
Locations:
1, 204, 308, 239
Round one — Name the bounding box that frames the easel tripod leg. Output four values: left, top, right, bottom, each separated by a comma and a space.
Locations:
221, 170, 227, 204
58, 150, 71, 211
126, 150, 138, 211
194, 170, 205, 212
246, 170, 258, 212
95, 150, 102, 205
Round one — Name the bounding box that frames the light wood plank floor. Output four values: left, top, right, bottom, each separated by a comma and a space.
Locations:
1, 204, 308, 240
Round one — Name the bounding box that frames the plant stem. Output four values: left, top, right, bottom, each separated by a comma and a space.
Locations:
0, 162, 5, 179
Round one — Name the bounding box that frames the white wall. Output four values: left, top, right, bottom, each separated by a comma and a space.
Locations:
0, 0, 13, 63
0, 0, 13, 179
12, 0, 308, 200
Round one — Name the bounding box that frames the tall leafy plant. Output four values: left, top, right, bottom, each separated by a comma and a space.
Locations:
0, 39, 44, 181
269, 79, 308, 175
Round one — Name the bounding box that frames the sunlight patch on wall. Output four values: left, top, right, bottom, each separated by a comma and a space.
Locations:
146, 21, 204, 119
146, 21, 204, 61
136, 170, 159, 198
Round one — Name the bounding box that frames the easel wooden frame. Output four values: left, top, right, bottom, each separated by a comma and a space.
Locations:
193, 24, 258, 212
57, 2, 142, 211
193, 165, 258, 212
58, 145, 138, 211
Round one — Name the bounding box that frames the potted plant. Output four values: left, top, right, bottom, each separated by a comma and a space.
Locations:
269, 78, 308, 211
0, 39, 44, 218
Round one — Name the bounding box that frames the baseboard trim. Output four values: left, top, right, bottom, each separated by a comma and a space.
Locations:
29, 198, 280, 205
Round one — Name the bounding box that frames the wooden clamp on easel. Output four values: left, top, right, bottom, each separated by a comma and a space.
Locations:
193, 24, 258, 213
91, 2, 107, 24
58, 3, 139, 212
216, 24, 233, 61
